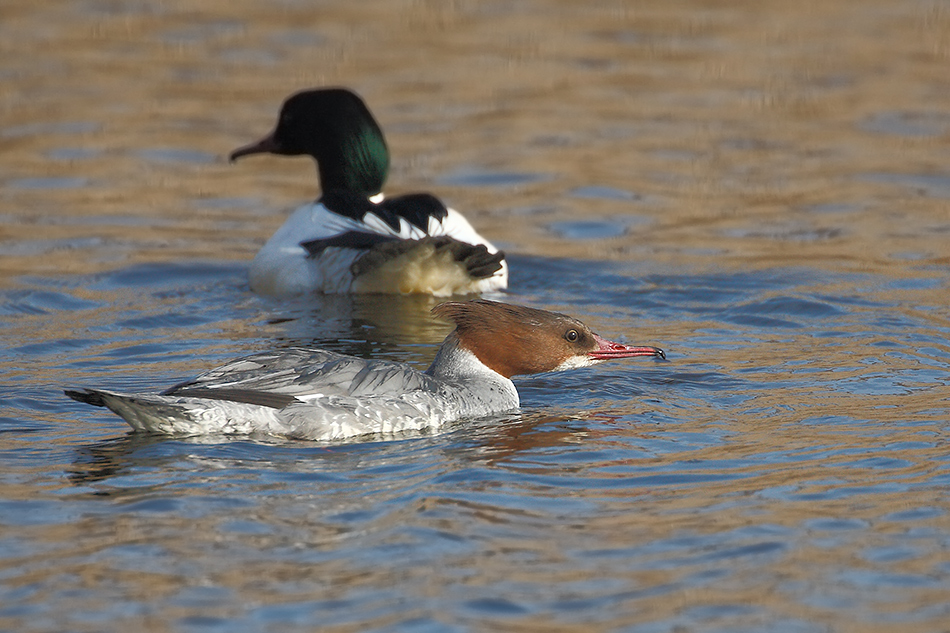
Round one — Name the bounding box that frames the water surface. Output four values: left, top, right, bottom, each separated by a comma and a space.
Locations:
2, 1, 950, 631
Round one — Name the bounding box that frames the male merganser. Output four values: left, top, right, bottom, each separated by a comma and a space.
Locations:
65, 300, 664, 441
230, 87, 507, 297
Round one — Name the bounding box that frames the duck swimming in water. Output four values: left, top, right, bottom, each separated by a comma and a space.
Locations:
230, 88, 507, 297
65, 300, 664, 441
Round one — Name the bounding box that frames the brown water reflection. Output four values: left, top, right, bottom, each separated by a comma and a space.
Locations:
3, 0, 949, 282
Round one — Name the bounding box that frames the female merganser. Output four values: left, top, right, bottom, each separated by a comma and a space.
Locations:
65, 300, 664, 441
230, 87, 507, 297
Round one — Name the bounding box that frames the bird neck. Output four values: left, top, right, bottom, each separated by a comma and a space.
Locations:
426, 333, 512, 383
426, 334, 520, 411
316, 123, 389, 198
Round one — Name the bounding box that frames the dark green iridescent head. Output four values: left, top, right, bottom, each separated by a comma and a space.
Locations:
230, 87, 389, 198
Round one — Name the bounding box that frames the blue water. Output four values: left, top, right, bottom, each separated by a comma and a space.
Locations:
3, 251, 948, 632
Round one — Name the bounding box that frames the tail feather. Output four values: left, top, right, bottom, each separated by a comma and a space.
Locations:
65, 387, 285, 436
65, 387, 198, 432
65, 388, 109, 407
352, 236, 505, 280
463, 249, 506, 279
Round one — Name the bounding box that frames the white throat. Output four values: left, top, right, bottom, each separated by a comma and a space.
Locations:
426, 334, 519, 412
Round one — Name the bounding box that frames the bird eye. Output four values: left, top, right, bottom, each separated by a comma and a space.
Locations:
565, 329, 579, 342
